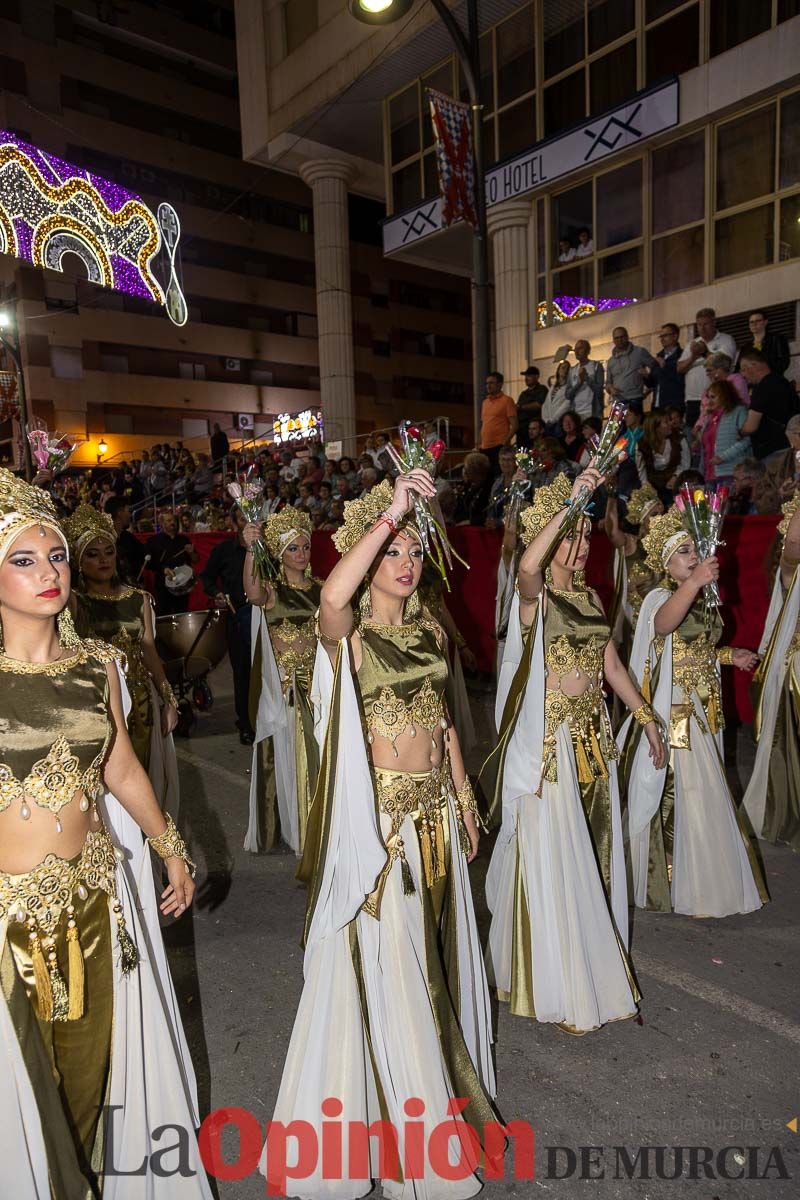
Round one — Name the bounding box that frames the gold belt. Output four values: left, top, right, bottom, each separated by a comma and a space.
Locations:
0, 824, 138, 1022
364, 763, 453, 919
541, 686, 617, 788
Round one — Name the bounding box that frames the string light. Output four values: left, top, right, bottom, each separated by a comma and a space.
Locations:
0, 131, 187, 325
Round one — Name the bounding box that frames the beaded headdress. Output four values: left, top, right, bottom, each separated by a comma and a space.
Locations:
777, 492, 800, 542
642, 505, 690, 571
626, 483, 661, 526
263, 507, 311, 559
0, 468, 67, 564
519, 473, 572, 546
333, 479, 420, 556
61, 504, 116, 566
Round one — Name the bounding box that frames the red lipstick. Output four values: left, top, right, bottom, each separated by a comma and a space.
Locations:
37, 588, 61, 599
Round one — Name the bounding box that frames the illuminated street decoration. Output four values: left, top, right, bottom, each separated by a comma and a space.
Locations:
0, 130, 187, 326
272, 410, 324, 445
537, 295, 636, 328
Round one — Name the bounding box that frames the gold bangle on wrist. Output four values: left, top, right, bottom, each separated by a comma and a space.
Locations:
158, 679, 178, 708
148, 814, 197, 877
632, 702, 655, 727
456, 777, 479, 816
717, 646, 735, 665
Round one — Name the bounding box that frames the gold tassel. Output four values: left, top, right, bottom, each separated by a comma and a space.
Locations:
30, 928, 53, 1022
574, 733, 595, 784
589, 727, 609, 780
66, 920, 85, 1021
400, 853, 416, 896
420, 823, 434, 889
458, 819, 471, 857
114, 904, 139, 974
433, 816, 446, 883
49, 955, 70, 1022
641, 659, 652, 703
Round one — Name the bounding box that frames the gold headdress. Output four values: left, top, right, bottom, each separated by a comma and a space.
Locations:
777, 492, 800, 542
332, 479, 420, 556
61, 504, 116, 566
0, 469, 67, 564
642, 505, 690, 571
627, 483, 660, 526
519, 473, 572, 546
263, 507, 311, 559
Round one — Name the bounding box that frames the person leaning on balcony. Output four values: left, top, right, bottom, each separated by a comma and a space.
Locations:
480, 371, 518, 472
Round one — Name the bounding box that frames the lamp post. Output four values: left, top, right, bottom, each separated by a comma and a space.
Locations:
0, 307, 33, 481
97, 437, 108, 465
349, 0, 489, 446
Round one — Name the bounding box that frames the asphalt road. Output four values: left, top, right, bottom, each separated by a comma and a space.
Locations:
162, 661, 799, 1200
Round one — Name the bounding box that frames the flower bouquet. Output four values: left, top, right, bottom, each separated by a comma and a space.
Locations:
26, 419, 84, 474
502, 449, 540, 531
384, 421, 466, 584
227, 468, 276, 584
674, 484, 729, 611
561, 400, 629, 534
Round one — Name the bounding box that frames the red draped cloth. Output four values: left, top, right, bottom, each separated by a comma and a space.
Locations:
143, 517, 779, 723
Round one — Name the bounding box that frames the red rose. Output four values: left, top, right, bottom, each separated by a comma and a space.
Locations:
429, 440, 446, 461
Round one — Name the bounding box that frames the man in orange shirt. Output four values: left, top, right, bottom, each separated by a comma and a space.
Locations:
480, 371, 517, 473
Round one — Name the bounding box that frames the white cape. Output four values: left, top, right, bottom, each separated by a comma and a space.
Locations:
0, 666, 212, 1198
244, 605, 299, 853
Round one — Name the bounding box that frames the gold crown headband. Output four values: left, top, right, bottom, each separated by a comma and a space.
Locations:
61, 504, 116, 566
519, 473, 572, 546
332, 479, 421, 556
264, 507, 311, 559
627, 483, 660, 527
641, 506, 690, 571
0, 469, 67, 564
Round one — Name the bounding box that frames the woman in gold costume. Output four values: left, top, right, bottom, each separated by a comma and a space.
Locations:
0, 471, 210, 1198
605, 482, 664, 649
742, 494, 800, 851
241, 507, 321, 854
620, 506, 768, 916
260, 473, 496, 1199
483, 469, 665, 1034
64, 504, 180, 814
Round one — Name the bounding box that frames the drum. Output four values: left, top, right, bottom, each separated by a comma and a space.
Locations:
165, 563, 195, 595
155, 609, 228, 682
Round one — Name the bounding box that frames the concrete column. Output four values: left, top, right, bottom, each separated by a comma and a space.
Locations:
299, 159, 356, 447
487, 199, 533, 401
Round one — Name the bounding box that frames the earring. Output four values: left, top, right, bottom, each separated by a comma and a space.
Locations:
404, 589, 421, 621
358, 585, 372, 621
58, 607, 81, 650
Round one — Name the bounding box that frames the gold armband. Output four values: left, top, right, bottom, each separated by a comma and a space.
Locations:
716, 646, 735, 665
456, 776, 479, 817
314, 612, 352, 649
632, 702, 655, 727
148, 814, 197, 877
158, 679, 178, 708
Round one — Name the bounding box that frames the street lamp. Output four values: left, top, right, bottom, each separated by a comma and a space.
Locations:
0, 306, 33, 480
97, 437, 108, 464
349, 0, 489, 446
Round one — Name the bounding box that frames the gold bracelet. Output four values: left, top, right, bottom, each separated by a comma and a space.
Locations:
632, 702, 655, 726
148, 814, 197, 876
456, 776, 479, 817
158, 679, 178, 708
717, 646, 735, 665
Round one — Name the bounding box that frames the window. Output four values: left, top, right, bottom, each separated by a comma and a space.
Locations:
544, 69, 584, 137
596, 160, 642, 249
709, 0, 771, 57
552, 182, 593, 261
652, 226, 705, 296
544, 0, 584, 79
588, 0, 635, 53
646, 0, 687, 17
498, 97, 536, 160
390, 85, 419, 165
496, 7, 535, 107
779, 195, 800, 260
590, 39, 636, 117
779, 91, 800, 190
716, 106, 776, 211
715, 204, 774, 277
392, 161, 421, 213
645, 5, 700, 86
598, 246, 643, 302
652, 131, 705, 234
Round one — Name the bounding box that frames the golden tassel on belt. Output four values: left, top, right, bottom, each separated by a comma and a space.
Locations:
66, 903, 85, 1021
29, 924, 54, 1022
432, 814, 446, 884
706, 687, 722, 735
574, 732, 595, 784
589, 726, 609, 780
420, 820, 435, 888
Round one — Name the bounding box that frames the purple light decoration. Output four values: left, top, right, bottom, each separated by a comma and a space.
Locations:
553, 294, 635, 319
110, 254, 153, 299
1, 131, 139, 212
12, 217, 32, 261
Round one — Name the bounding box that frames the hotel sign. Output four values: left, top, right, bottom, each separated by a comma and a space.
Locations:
383, 79, 678, 254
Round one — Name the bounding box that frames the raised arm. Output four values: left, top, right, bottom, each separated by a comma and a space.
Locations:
603, 494, 627, 550
516, 467, 603, 624
241, 521, 273, 606
653, 557, 719, 635
319, 469, 436, 645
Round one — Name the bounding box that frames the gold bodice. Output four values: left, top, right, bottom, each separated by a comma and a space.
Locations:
0, 641, 120, 825
541, 584, 616, 785
668, 599, 724, 742
626, 541, 659, 618
266, 579, 321, 679
357, 617, 448, 754
74, 587, 149, 687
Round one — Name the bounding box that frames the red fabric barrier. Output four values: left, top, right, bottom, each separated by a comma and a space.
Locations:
148, 516, 780, 723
